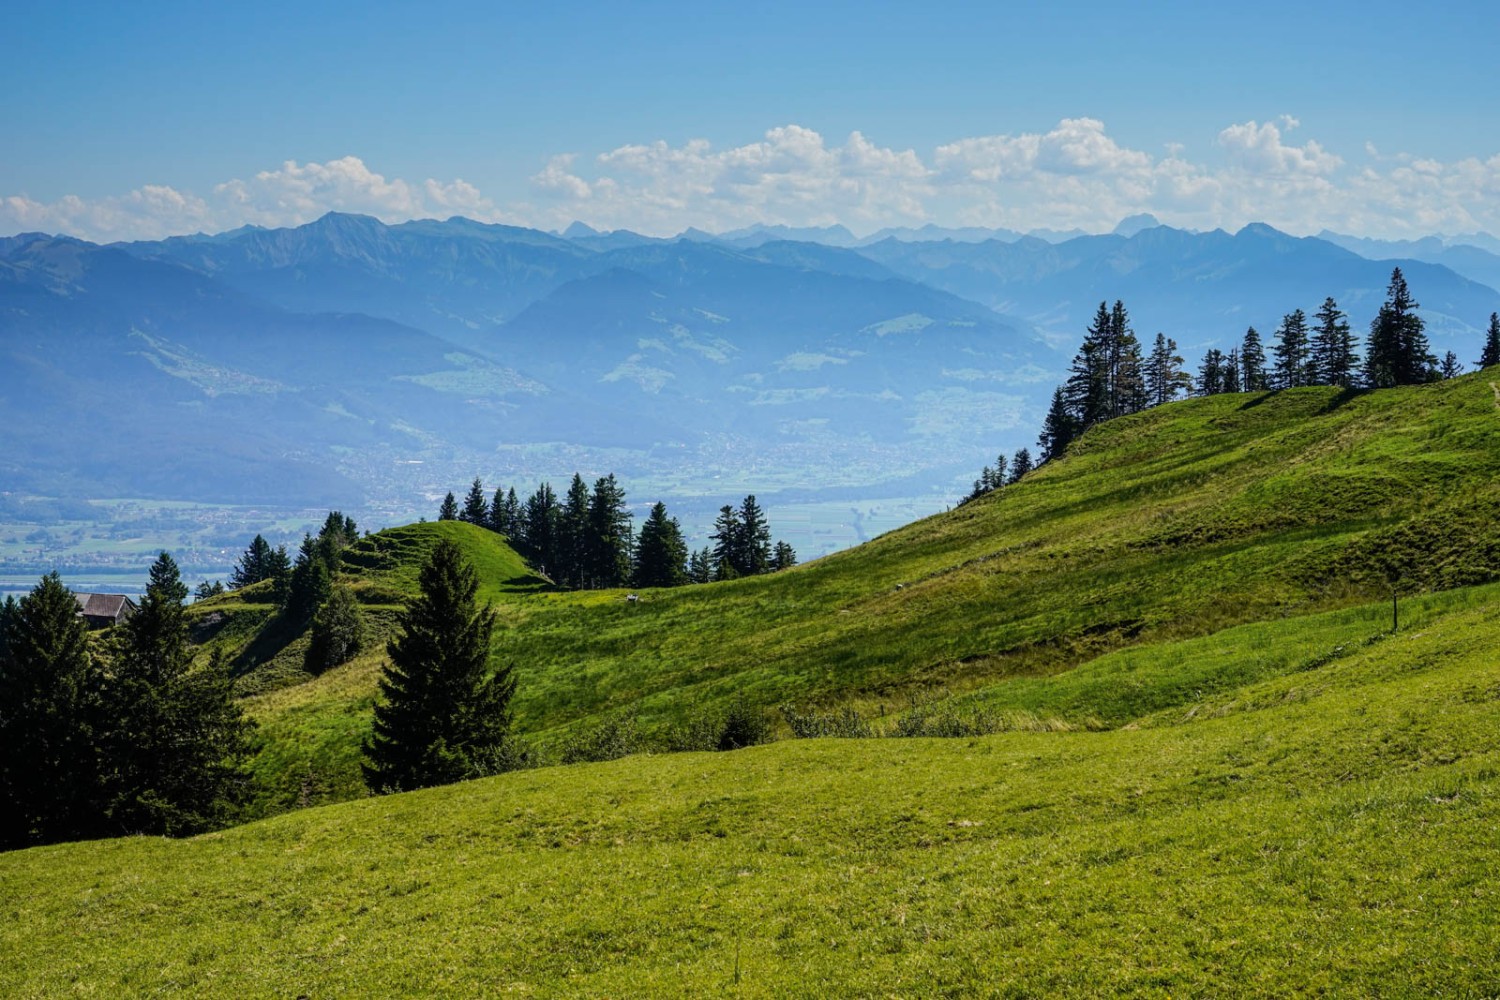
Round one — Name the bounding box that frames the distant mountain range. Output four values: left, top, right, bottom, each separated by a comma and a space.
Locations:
4, 214, 1498, 521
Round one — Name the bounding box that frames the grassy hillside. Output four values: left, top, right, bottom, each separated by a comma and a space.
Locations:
220, 374, 1500, 814
5, 578, 1500, 995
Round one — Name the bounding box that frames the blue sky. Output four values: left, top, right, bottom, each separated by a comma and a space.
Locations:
4, 0, 1498, 240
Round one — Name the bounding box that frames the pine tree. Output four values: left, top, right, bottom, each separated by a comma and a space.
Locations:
710, 505, 742, 579
771, 541, 798, 571
1038, 387, 1077, 462
688, 547, 715, 584
1009, 448, 1034, 483
1240, 327, 1270, 390
522, 483, 560, 577
104, 553, 251, 836
0, 573, 107, 848
461, 478, 488, 525
304, 582, 365, 673
1273, 309, 1312, 388
488, 487, 509, 535
587, 475, 633, 588
1112, 302, 1147, 416
632, 502, 688, 588
490, 487, 522, 541
1440, 351, 1463, 380
1479, 312, 1500, 369
1198, 349, 1227, 395
363, 540, 515, 792
737, 495, 773, 576
1312, 297, 1358, 387
1223, 349, 1243, 393
438, 492, 459, 521
1144, 333, 1190, 407
230, 535, 275, 589
1365, 267, 1435, 386
556, 475, 591, 588
1065, 303, 1112, 429
283, 534, 332, 627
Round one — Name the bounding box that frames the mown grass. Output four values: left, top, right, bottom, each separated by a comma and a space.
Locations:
4, 585, 1500, 995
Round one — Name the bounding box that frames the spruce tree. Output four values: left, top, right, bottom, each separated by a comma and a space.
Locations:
363, 540, 515, 792
588, 475, 633, 588
461, 478, 488, 525
230, 535, 275, 589
1065, 303, 1112, 429
0, 573, 106, 848
522, 483, 560, 577
559, 474, 592, 588
1009, 448, 1033, 483
736, 495, 773, 576
688, 547, 715, 584
488, 487, 509, 535
710, 505, 742, 579
1440, 351, 1463, 380
771, 541, 798, 572
1312, 297, 1359, 387
304, 582, 365, 673
438, 492, 459, 521
1479, 312, 1500, 369
283, 534, 332, 627
1365, 267, 1435, 386
1038, 387, 1077, 462
1223, 349, 1243, 393
633, 502, 688, 588
1198, 349, 1227, 395
1144, 333, 1190, 407
1111, 302, 1147, 416
1273, 309, 1312, 388
1240, 327, 1270, 390
104, 553, 250, 836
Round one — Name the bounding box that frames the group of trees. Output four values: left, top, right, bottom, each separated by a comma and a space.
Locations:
0, 555, 251, 849
438, 476, 796, 588
961, 448, 1034, 504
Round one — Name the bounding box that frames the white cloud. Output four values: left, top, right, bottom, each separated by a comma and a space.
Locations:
3, 120, 1499, 242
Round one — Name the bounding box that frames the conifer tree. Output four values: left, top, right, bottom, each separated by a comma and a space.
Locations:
1223, 349, 1243, 393
1273, 309, 1312, 388
1038, 387, 1077, 462
1240, 327, 1270, 390
0, 573, 106, 848
1479, 312, 1500, 369
1440, 351, 1463, 380
1364, 267, 1435, 386
283, 534, 332, 627
305, 582, 365, 673
633, 502, 688, 588
588, 474, 633, 588
688, 547, 715, 584
104, 553, 251, 835
1111, 301, 1147, 417
1198, 349, 1228, 395
736, 495, 773, 576
363, 540, 515, 792
230, 535, 277, 589
522, 483, 560, 576
1144, 333, 1191, 407
488, 487, 509, 535
1065, 303, 1112, 429
438, 492, 459, 521
1312, 296, 1359, 387
1009, 448, 1033, 483
771, 541, 798, 572
460, 478, 488, 525
710, 505, 742, 579
558, 474, 592, 588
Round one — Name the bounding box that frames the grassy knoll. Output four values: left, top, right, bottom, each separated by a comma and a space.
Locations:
202, 376, 1500, 814
5, 585, 1500, 995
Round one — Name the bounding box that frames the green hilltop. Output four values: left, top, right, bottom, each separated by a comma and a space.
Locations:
6, 373, 1500, 993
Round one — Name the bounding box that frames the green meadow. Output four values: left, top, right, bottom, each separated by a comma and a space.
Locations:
5, 374, 1500, 994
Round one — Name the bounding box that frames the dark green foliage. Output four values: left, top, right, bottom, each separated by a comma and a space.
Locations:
587, 474, 633, 588
304, 583, 365, 674
1222, 348, 1243, 393
1144, 333, 1190, 407
1273, 308, 1312, 388
0, 574, 106, 849
559, 715, 644, 764
1008, 448, 1033, 483
1065, 302, 1112, 428
460, 479, 488, 525
438, 492, 459, 521
487, 487, 511, 536
1312, 297, 1359, 387
1440, 351, 1463, 380
716, 699, 772, 751
194, 580, 225, 601
1364, 268, 1435, 387
557, 474, 591, 588
230, 535, 290, 591
104, 553, 252, 836
363, 540, 516, 792
633, 502, 688, 588
688, 547, 714, 584
1240, 327, 1269, 390
1480, 313, 1500, 369
1038, 387, 1077, 463
711, 504, 741, 579
283, 535, 332, 627
522, 482, 560, 577
964, 454, 1010, 503
1197, 349, 1231, 395
771, 540, 797, 572
780, 704, 874, 739
736, 495, 772, 577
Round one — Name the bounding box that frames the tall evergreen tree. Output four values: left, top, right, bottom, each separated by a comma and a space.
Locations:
736, 495, 773, 576
522, 483, 560, 577
1198, 349, 1228, 395
460, 478, 489, 525
0, 573, 106, 848
1223, 349, 1243, 393
1364, 267, 1435, 386
438, 492, 459, 521
633, 502, 688, 588
771, 541, 798, 572
490, 487, 522, 541
283, 534, 332, 627
710, 505, 742, 579
363, 540, 515, 792
487, 487, 510, 535
1144, 333, 1191, 407
555, 475, 591, 588
230, 535, 284, 590
1111, 301, 1147, 417
1065, 302, 1112, 429
1038, 387, 1077, 462
304, 582, 365, 674
1240, 327, 1270, 391
587, 474, 633, 588
1273, 308, 1312, 388
104, 553, 251, 835
688, 547, 715, 584
1312, 296, 1359, 387
1479, 312, 1500, 369
1440, 351, 1463, 380
1009, 447, 1034, 483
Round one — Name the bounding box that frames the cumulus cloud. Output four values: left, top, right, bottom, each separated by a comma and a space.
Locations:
4, 120, 1499, 242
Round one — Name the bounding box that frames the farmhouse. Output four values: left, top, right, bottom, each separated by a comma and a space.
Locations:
73, 592, 137, 629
